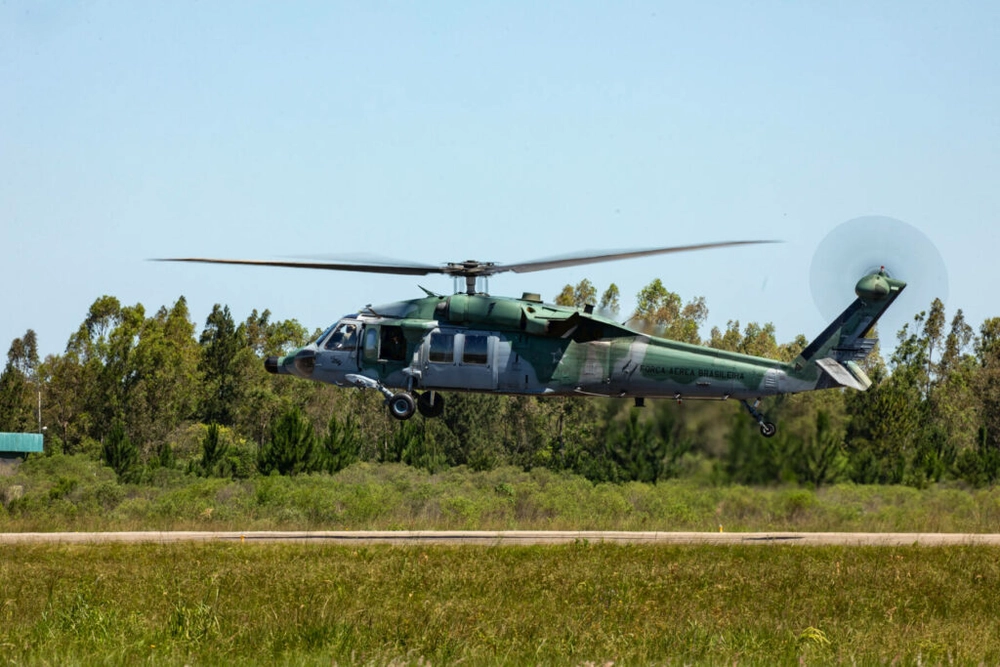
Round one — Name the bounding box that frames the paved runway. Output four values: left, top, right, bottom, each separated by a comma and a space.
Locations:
2, 531, 1000, 546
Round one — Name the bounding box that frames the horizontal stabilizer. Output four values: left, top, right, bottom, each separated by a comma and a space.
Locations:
815, 358, 872, 391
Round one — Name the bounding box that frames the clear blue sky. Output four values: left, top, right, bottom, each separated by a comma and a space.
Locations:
3, 2, 998, 359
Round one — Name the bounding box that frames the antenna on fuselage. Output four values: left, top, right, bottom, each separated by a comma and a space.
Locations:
418, 285, 442, 297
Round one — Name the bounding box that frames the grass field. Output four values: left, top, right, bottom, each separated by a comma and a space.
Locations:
4, 456, 1000, 664
1, 541, 999, 665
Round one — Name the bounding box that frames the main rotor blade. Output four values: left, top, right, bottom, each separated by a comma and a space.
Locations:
288, 253, 441, 269
157, 239, 779, 280
497, 240, 779, 274
155, 257, 443, 276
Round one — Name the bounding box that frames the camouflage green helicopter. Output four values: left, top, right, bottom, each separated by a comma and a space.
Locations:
165, 241, 904, 437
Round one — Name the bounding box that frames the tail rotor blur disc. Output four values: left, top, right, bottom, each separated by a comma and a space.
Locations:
809, 216, 948, 336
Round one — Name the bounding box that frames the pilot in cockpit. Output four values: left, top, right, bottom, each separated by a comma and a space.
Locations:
325, 323, 358, 351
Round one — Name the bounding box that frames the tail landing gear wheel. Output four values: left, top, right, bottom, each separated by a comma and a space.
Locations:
741, 399, 777, 437
417, 391, 445, 418
388, 392, 416, 420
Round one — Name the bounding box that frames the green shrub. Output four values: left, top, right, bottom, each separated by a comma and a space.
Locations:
198, 423, 228, 476
48, 476, 79, 501
319, 413, 360, 473
102, 422, 139, 482
258, 408, 317, 476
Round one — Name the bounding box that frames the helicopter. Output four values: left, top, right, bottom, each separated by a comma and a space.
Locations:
163, 241, 905, 437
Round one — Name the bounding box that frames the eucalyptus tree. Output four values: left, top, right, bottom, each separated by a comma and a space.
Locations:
599, 283, 621, 316
126, 298, 201, 452
0, 330, 40, 432
632, 279, 707, 344
976, 317, 1000, 450
554, 279, 597, 309
231, 308, 318, 445
199, 304, 243, 427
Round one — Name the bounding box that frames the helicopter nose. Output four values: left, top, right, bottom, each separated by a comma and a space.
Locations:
264, 355, 294, 375
292, 348, 316, 377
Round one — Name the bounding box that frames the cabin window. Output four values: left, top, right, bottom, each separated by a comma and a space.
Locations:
429, 333, 454, 363
362, 327, 379, 363
379, 325, 406, 362
463, 335, 488, 365
324, 323, 358, 351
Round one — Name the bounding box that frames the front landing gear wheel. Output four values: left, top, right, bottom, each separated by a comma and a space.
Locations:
417, 391, 445, 418
388, 392, 416, 420
760, 422, 777, 438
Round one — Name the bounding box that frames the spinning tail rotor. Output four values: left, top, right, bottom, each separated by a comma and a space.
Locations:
809, 216, 948, 339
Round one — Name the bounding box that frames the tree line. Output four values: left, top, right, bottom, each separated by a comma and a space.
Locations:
1, 279, 998, 488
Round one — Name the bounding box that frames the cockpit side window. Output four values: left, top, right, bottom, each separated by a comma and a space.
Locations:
314, 324, 337, 347
324, 323, 358, 351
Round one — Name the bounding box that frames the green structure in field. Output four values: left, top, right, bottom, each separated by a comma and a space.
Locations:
0, 432, 43, 456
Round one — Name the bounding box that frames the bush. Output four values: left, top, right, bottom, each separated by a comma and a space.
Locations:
198, 423, 228, 476
102, 422, 139, 482
318, 413, 360, 473
258, 407, 317, 476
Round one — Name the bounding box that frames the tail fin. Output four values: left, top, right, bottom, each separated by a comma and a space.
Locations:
792, 269, 906, 391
